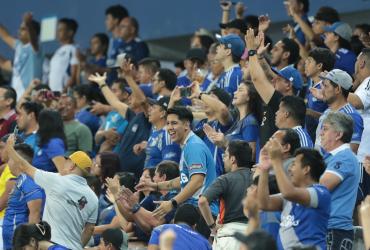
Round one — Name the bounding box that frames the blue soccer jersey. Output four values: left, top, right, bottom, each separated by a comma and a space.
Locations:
3, 174, 45, 250
179, 132, 218, 214
293, 126, 314, 148
145, 127, 181, 168
277, 184, 331, 250
334, 48, 357, 76
323, 145, 360, 230
216, 65, 242, 97
32, 138, 66, 172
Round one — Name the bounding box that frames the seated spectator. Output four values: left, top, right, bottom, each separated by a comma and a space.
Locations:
16, 101, 44, 149
13, 221, 69, 249
304, 48, 335, 140
49, 18, 79, 92
3, 143, 45, 250
324, 22, 357, 75
215, 34, 245, 96
319, 112, 360, 249
0, 86, 17, 139
198, 140, 253, 249
284, 0, 311, 45
152, 68, 177, 98
32, 109, 66, 172
6, 140, 98, 250
93, 228, 128, 250
258, 143, 330, 250
148, 204, 212, 250
313, 69, 363, 153
73, 84, 101, 136
58, 95, 93, 156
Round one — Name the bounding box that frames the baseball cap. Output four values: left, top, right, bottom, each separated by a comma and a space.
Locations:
102, 228, 128, 250
323, 22, 352, 42
219, 19, 247, 34
216, 34, 246, 58
68, 151, 93, 172
147, 96, 170, 110
185, 48, 207, 62
319, 69, 353, 90
272, 66, 303, 91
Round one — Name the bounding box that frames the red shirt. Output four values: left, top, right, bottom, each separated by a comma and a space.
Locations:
0, 110, 17, 138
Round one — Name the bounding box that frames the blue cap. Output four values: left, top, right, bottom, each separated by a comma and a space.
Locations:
272, 66, 303, 91
216, 34, 246, 58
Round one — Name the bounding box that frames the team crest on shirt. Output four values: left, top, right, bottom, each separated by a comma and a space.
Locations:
334, 162, 342, 169
280, 215, 300, 228
67, 196, 88, 210
132, 124, 138, 133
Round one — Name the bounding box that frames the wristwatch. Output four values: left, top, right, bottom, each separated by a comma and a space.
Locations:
248, 50, 257, 57
170, 198, 178, 208
131, 203, 141, 214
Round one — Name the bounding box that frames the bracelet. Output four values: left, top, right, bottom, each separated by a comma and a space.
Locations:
131, 203, 141, 214
170, 198, 178, 208
99, 84, 107, 89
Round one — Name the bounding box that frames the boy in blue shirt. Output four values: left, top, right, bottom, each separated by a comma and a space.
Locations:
258, 141, 330, 250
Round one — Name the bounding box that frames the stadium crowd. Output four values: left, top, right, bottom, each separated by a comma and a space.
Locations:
1, 1, 370, 249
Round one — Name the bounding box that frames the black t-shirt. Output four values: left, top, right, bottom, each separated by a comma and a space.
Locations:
117, 109, 151, 176
259, 91, 282, 147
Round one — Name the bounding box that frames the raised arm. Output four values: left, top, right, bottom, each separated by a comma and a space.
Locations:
23, 13, 39, 51
220, 1, 232, 36
88, 73, 129, 118
121, 59, 147, 105
0, 24, 16, 48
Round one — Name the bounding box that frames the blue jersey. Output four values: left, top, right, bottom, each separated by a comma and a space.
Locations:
323, 145, 360, 230
101, 110, 128, 153
260, 211, 281, 241
32, 138, 66, 172
149, 224, 212, 250
179, 132, 218, 214
3, 174, 45, 250
176, 75, 191, 87
293, 126, 313, 148
278, 184, 331, 250
88, 56, 107, 68
48, 245, 70, 250
75, 108, 101, 136
194, 119, 231, 176
145, 127, 181, 168
118, 38, 149, 63
20, 132, 38, 150
216, 65, 242, 97
334, 48, 356, 76
293, 14, 310, 45
106, 37, 124, 67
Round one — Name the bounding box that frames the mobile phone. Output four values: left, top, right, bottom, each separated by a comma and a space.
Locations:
180, 87, 192, 98
13, 126, 19, 136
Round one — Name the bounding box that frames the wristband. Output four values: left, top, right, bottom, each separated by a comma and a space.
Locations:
170, 198, 178, 209
131, 203, 141, 214
99, 84, 107, 89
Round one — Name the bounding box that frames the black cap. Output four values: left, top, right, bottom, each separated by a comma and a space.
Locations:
185, 48, 207, 62
219, 19, 247, 34
209, 88, 232, 107
102, 228, 128, 250
173, 204, 199, 226
147, 96, 170, 111
233, 231, 277, 250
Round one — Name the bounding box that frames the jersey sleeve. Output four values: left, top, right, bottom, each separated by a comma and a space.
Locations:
184, 144, 208, 176
241, 116, 259, 142
202, 176, 227, 202
325, 155, 352, 181
355, 78, 370, 110
349, 113, 363, 144
70, 46, 79, 65
34, 169, 63, 192
307, 185, 330, 209
22, 177, 44, 202
226, 71, 242, 95
45, 138, 65, 159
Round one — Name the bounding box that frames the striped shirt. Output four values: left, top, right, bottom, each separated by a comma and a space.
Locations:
216, 64, 242, 97
293, 126, 314, 148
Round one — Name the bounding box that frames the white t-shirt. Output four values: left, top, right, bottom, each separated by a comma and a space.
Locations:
34, 170, 98, 249
48, 44, 78, 91
355, 76, 370, 162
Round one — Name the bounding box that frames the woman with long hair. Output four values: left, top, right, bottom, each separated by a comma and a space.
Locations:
13, 221, 68, 250
32, 109, 66, 172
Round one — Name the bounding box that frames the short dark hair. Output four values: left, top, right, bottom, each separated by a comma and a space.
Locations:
314, 6, 340, 24
14, 143, 34, 163
112, 78, 129, 93
0, 86, 17, 109
105, 5, 129, 22
281, 38, 300, 65
73, 84, 93, 102
138, 57, 161, 75
156, 160, 180, 181
174, 204, 199, 226
13, 221, 52, 248
115, 172, 137, 192
243, 15, 259, 30
157, 68, 177, 91
327, 80, 351, 99
280, 96, 306, 126
279, 128, 301, 156
59, 18, 78, 35
297, 0, 309, 13
355, 24, 370, 35
308, 48, 336, 72
92, 33, 109, 55
228, 140, 254, 167
253, 175, 280, 194
20, 101, 44, 122
167, 106, 194, 124
235, 230, 277, 250
210, 88, 232, 107
294, 148, 326, 182
197, 35, 215, 53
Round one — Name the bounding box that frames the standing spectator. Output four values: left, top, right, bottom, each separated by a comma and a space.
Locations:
6, 138, 98, 250
215, 34, 245, 96
148, 204, 212, 250
270, 38, 300, 71
204, 43, 225, 92
118, 16, 149, 63
313, 69, 363, 153
3, 143, 44, 250
311, 7, 340, 45
258, 143, 330, 250
58, 95, 93, 156
284, 0, 310, 45
48, 18, 79, 92
324, 22, 357, 76
136, 58, 161, 98
152, 69, 177, 98
0, 13, 43, 98
305, 48, 335, 140
319, 112, 360, 250
198, 140, 253, 250
177, 48, 207, 88
105, 5, 129, 67
0, 86, 17, 139
16, 101, 43, 149
31, 109, 66, 172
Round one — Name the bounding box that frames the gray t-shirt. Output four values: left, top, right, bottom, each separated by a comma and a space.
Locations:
202, 168, 252, 224
34, 170, 98, 249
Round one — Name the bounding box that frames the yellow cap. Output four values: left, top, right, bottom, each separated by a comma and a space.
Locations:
69, 151, 92, 171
